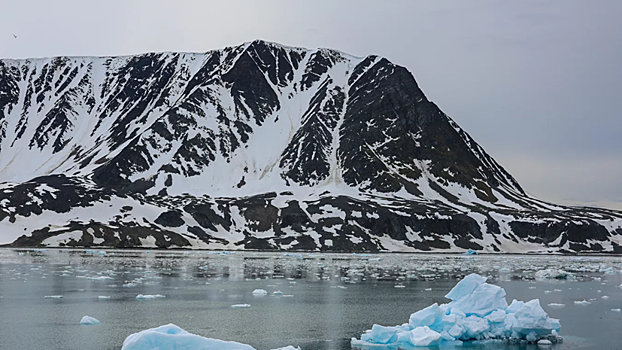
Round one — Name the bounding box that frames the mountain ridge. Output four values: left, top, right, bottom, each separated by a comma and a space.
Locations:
0, 40, 621, 253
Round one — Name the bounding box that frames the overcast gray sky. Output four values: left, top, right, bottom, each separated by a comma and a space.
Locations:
1, 0, 621, 209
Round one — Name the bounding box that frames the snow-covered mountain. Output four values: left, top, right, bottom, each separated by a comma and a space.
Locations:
1, 40, 621, 253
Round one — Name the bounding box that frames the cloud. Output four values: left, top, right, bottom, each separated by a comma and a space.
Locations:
499, 153, 622, 210
0, 0, 621, 210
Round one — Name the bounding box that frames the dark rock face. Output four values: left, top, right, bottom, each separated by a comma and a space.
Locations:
0, 40, 621, 253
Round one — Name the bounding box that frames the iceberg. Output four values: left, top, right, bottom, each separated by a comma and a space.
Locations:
80, 315, 100, 325
252, 289, 268, 296
121, 324, 297, 350
351, 274, 562, 347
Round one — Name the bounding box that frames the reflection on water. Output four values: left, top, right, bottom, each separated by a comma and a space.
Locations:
0, 249, 620, 350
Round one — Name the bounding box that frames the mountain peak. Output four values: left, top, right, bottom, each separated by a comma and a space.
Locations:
0, 42, 620, 253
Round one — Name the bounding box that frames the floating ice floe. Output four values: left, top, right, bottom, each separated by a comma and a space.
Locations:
87, 276, 113, 281
44, 295, 63, 299
136, 294, 166, 300
463, 249, 479, 256
121, 324, 299, 350
351, 273, 562, 348
252, 289, 268, 296
574, 300, 591, 306
98, 296, 111, 299
612, 309, 621, 312
231, 304, 251, 308
547, 303, 565, 308
80, 315, 100, 325
535, 269, 573, 281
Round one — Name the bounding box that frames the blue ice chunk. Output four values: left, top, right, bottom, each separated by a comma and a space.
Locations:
409, 303, 442, 329
369, 324, 399, 344
403, 326, 441, 347
352, 273, 562, 345
445, 273, 487, 301
447, 281, 508, 317
80, 315, 100, 325
512, 299, 561, 336
506, 299, 525, 313
122, 324, 260, 350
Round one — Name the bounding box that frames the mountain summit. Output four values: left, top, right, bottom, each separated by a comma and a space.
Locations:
0, 40, 620, 253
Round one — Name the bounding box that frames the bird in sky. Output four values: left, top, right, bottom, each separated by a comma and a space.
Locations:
13, 34, 17, 39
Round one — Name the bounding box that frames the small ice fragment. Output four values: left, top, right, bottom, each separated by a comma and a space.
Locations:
528, 286, 536, 289
463, 249, 478, 255
574, 300, 591, 305
547, 303, 565, 308
80, 316, 100, 325
273, 291, 283, 295
44, 295, 63, 299
612, 309, 621, 312
136, 294, 165, 300
231, 304, 251, 308
98, 296, 111, 299
537, 339, 552, 345
394, 284, 405, 288
252, 289, 268, 296
424, 288, 432, 291
601, 296, 609, 300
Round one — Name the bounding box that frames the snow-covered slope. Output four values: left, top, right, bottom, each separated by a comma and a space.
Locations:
1, 40, 621, 253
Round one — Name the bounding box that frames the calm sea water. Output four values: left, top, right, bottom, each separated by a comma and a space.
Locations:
0, 249, 620, 350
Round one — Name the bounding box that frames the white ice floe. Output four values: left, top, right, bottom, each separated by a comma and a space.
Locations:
231, 304, 251, 308
351, 273, 561, 347
121, 324, 298, 350
612, 309, 621, 312
86, 276, 113, 281
273, 291, 283, 295
44, 295, 63, 299
136, 294, 166, 300
80, 315, 100, 325
98, 296, 111, 299
252, 289, 268, 296
535, 269, 573, 281
547, 303, 565, 308
574, 300, 591, 306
